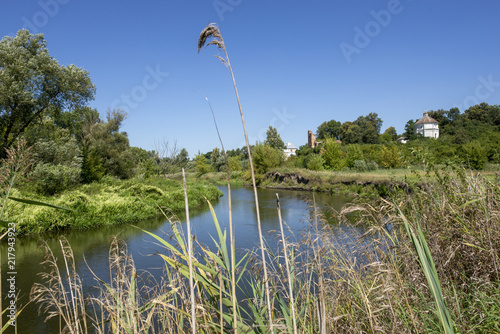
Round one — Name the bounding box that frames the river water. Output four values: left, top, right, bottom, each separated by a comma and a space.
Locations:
1, 186, 357, 333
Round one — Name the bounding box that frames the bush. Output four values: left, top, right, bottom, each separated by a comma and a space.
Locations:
252, 144, 285, 174
31, 163, 81, 195
460, 140, 487, 170
322, 140, 346, 170
307, 154, 324, 171
366, 160, 378, 171
353, 159, 367, 172
346, 144, 364, 168
379, 144, 403, 168
227, 155, 242, 171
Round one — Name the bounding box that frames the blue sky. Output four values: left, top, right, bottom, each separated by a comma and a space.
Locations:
1, 0, 500, 156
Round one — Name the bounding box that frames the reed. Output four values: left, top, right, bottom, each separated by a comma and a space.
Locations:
198, 23, 273, 331
29, 168, 500, 332
30, 237, 88, 334
204, 95, 238, 331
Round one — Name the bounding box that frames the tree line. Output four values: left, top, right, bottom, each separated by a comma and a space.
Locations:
2, 30, 499, 197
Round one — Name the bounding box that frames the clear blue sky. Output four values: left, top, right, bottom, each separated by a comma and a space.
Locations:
1, 0, 500, 156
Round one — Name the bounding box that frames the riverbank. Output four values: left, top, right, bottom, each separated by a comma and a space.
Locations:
3, 176, 222, 236
193, 167, 423, 198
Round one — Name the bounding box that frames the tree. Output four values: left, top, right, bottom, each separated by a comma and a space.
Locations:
355, 113, 382, 144
345, 144, 364, 168
252, 143, 285, 174
404, 119, 417, 141
0, 30, 95, 156
194, 151, 211, 176
340, 122, 362, 144
83, 108, 134, 179
210, 147, 224, 172
316, 119, 341, 140
265, 126, 285, 150
380, 126, 397, 144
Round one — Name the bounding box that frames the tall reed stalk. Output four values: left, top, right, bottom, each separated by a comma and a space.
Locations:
205, 95, 238, 331
198, 23, 273, 330
182, 168, 196, 333
275, 193, 297, 334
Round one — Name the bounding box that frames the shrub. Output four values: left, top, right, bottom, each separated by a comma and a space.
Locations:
31, 163, 81, 195
460, 140, 487, 170
252, 143, 285, 174
228, 155, 242, 171
322, 140, 346, 170
379, 144, 403, 168
306, 154, 324, 171
353, 159, 367, 172
366, 160, 378, 171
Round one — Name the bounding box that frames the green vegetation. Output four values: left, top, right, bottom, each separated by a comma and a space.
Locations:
30, 169, 500, 333
4, 176, 221, 236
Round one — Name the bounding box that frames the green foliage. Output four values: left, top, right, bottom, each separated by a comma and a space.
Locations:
252, 143, 285, 174
306, 154, 324, 171
30, 163, 81, 195
322, 139, 346, 170
0, 30, 95, 156
194, 151, 211, 176
379, 144, 403, 169
380, 126, 398, 144
80, 145, 105, 183
227, 155, 242, 171
345, 144, 364, 169
404, 119, 417, 141
340, 121, 362, 144
316, 119, 341, 140
459, 140, 487, 170
210, 147, 224, 172
265, 126, 285, 150
6, 177, 222, 235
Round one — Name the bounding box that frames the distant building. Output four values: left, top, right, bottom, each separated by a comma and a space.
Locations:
308, 130, 321, 148
415, 111, 439, 139
284, 142, 297, 158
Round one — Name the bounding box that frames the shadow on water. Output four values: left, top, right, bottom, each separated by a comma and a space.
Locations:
1, 186, 357, 334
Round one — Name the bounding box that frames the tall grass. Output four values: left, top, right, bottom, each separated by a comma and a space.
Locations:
29, 167, 500, 332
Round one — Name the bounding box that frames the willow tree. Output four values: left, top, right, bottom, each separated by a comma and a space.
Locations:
0, 30, 95, 157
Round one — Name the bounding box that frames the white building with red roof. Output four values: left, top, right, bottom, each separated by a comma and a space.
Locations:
415, 111, 439, 139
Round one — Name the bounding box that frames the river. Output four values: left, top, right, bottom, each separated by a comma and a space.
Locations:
1, 186, 358, 333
